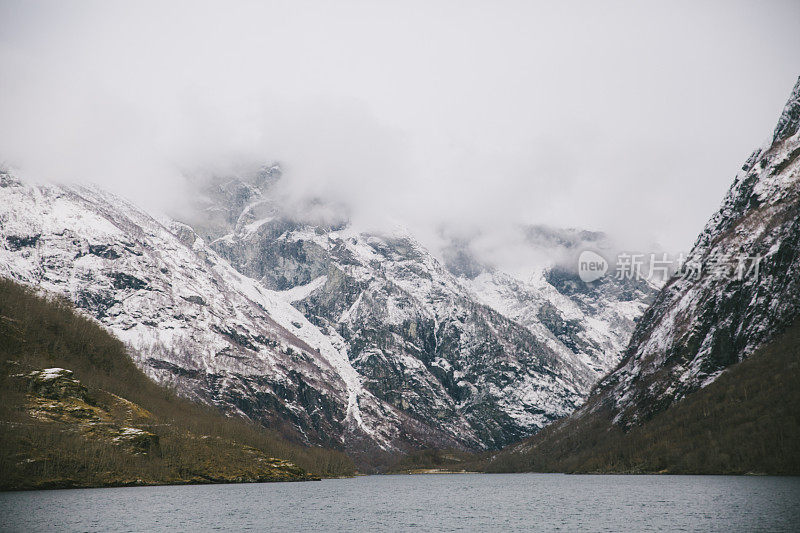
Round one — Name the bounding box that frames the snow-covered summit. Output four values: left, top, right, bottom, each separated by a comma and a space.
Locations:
0, 161, 656, 458
587, 76, 800, 427
190, 168, 655, 449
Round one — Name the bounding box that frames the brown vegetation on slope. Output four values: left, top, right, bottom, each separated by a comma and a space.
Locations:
0, 278, 354, 490
485, 321, 800, 475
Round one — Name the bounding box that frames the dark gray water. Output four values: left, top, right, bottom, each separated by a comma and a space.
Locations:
1, 474, 799, 532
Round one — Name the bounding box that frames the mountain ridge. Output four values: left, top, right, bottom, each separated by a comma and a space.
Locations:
0, 277, 352, 490
0, 167, 654, 464
192, 170, 655, 452
485, 75, 800, 474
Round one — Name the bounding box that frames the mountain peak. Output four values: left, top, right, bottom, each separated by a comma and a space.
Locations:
773, 75, 800, 143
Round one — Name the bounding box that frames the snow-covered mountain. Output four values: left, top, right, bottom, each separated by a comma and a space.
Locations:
0, 165, 654, 459
0, 175, 418, 456
443, 228, 654, 377
185, 169, 655, 449
482, 77, 800, 476
546, 76, 800, 431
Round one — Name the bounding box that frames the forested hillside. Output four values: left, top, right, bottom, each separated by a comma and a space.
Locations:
486, 320, 800, 474
0, 278, 354, 490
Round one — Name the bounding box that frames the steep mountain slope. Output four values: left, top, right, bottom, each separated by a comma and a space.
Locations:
0, 162, 654, 461
0, 278, 352, 490
443, 227, 655, 377
0, 173, 625, 459
600, 76, 800, 428
487, 76, 800, 473
193, 174, 654, 451
0, 174, 429, 459
488, 320, 800, 474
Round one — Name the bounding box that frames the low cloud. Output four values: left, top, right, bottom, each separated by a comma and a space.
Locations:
1, 0, 799, 272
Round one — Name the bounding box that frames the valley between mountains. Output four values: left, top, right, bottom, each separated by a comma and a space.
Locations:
0, 166, 653, 467
1, 76, 798, 478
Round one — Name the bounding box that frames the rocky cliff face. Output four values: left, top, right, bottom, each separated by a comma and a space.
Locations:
0, 176, 418, 456
584, 76, 800, 428
0, 165, 655, 458
191, 171, 654, 450
449, 228, 655, 378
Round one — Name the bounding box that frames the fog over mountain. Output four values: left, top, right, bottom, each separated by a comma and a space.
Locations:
1, 0, 799, 269
2, 4, 800, 520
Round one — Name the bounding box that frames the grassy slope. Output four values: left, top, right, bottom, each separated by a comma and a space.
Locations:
485, 321, 800, 475
0, 278, 354, 490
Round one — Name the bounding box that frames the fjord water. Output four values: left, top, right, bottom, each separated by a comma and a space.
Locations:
2, 474, 799, 532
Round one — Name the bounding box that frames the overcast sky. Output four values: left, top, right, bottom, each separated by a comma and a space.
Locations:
1, 0, 799, 261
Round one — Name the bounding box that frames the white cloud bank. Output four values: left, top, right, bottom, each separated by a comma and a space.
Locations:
1, 0, 799, 262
